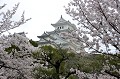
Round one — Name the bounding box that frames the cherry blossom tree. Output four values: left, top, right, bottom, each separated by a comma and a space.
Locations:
65, 0, 120, 78
0, 33, 37, 79
0, 3, 36, 79
65, 0, 120, 53
0, 3, 30, 35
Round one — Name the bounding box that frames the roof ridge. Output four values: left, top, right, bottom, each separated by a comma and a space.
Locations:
55, 15, 67, 24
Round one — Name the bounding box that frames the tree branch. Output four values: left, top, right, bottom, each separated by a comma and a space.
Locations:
105, 70, 120, 79
65, 71, 76, 79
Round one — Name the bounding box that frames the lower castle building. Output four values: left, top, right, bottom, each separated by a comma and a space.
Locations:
37, 16, 85, 54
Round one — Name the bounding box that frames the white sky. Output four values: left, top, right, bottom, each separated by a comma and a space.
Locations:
1, 0, 75, 40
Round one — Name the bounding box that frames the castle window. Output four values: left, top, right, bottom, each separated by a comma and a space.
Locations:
60, 27, 61, 29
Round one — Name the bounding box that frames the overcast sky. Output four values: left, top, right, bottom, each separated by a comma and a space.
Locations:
1, 0, 75, 40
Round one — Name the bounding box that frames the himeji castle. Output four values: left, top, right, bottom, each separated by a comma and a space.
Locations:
37, 16, 86, 54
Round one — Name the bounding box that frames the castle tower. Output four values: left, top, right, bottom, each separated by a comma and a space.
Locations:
37, 16, 86, 54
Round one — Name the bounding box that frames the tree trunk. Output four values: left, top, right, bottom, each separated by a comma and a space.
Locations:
54, 61, 60, 79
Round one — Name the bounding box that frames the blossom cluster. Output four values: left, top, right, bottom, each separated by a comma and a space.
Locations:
65, 0, 120, 53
